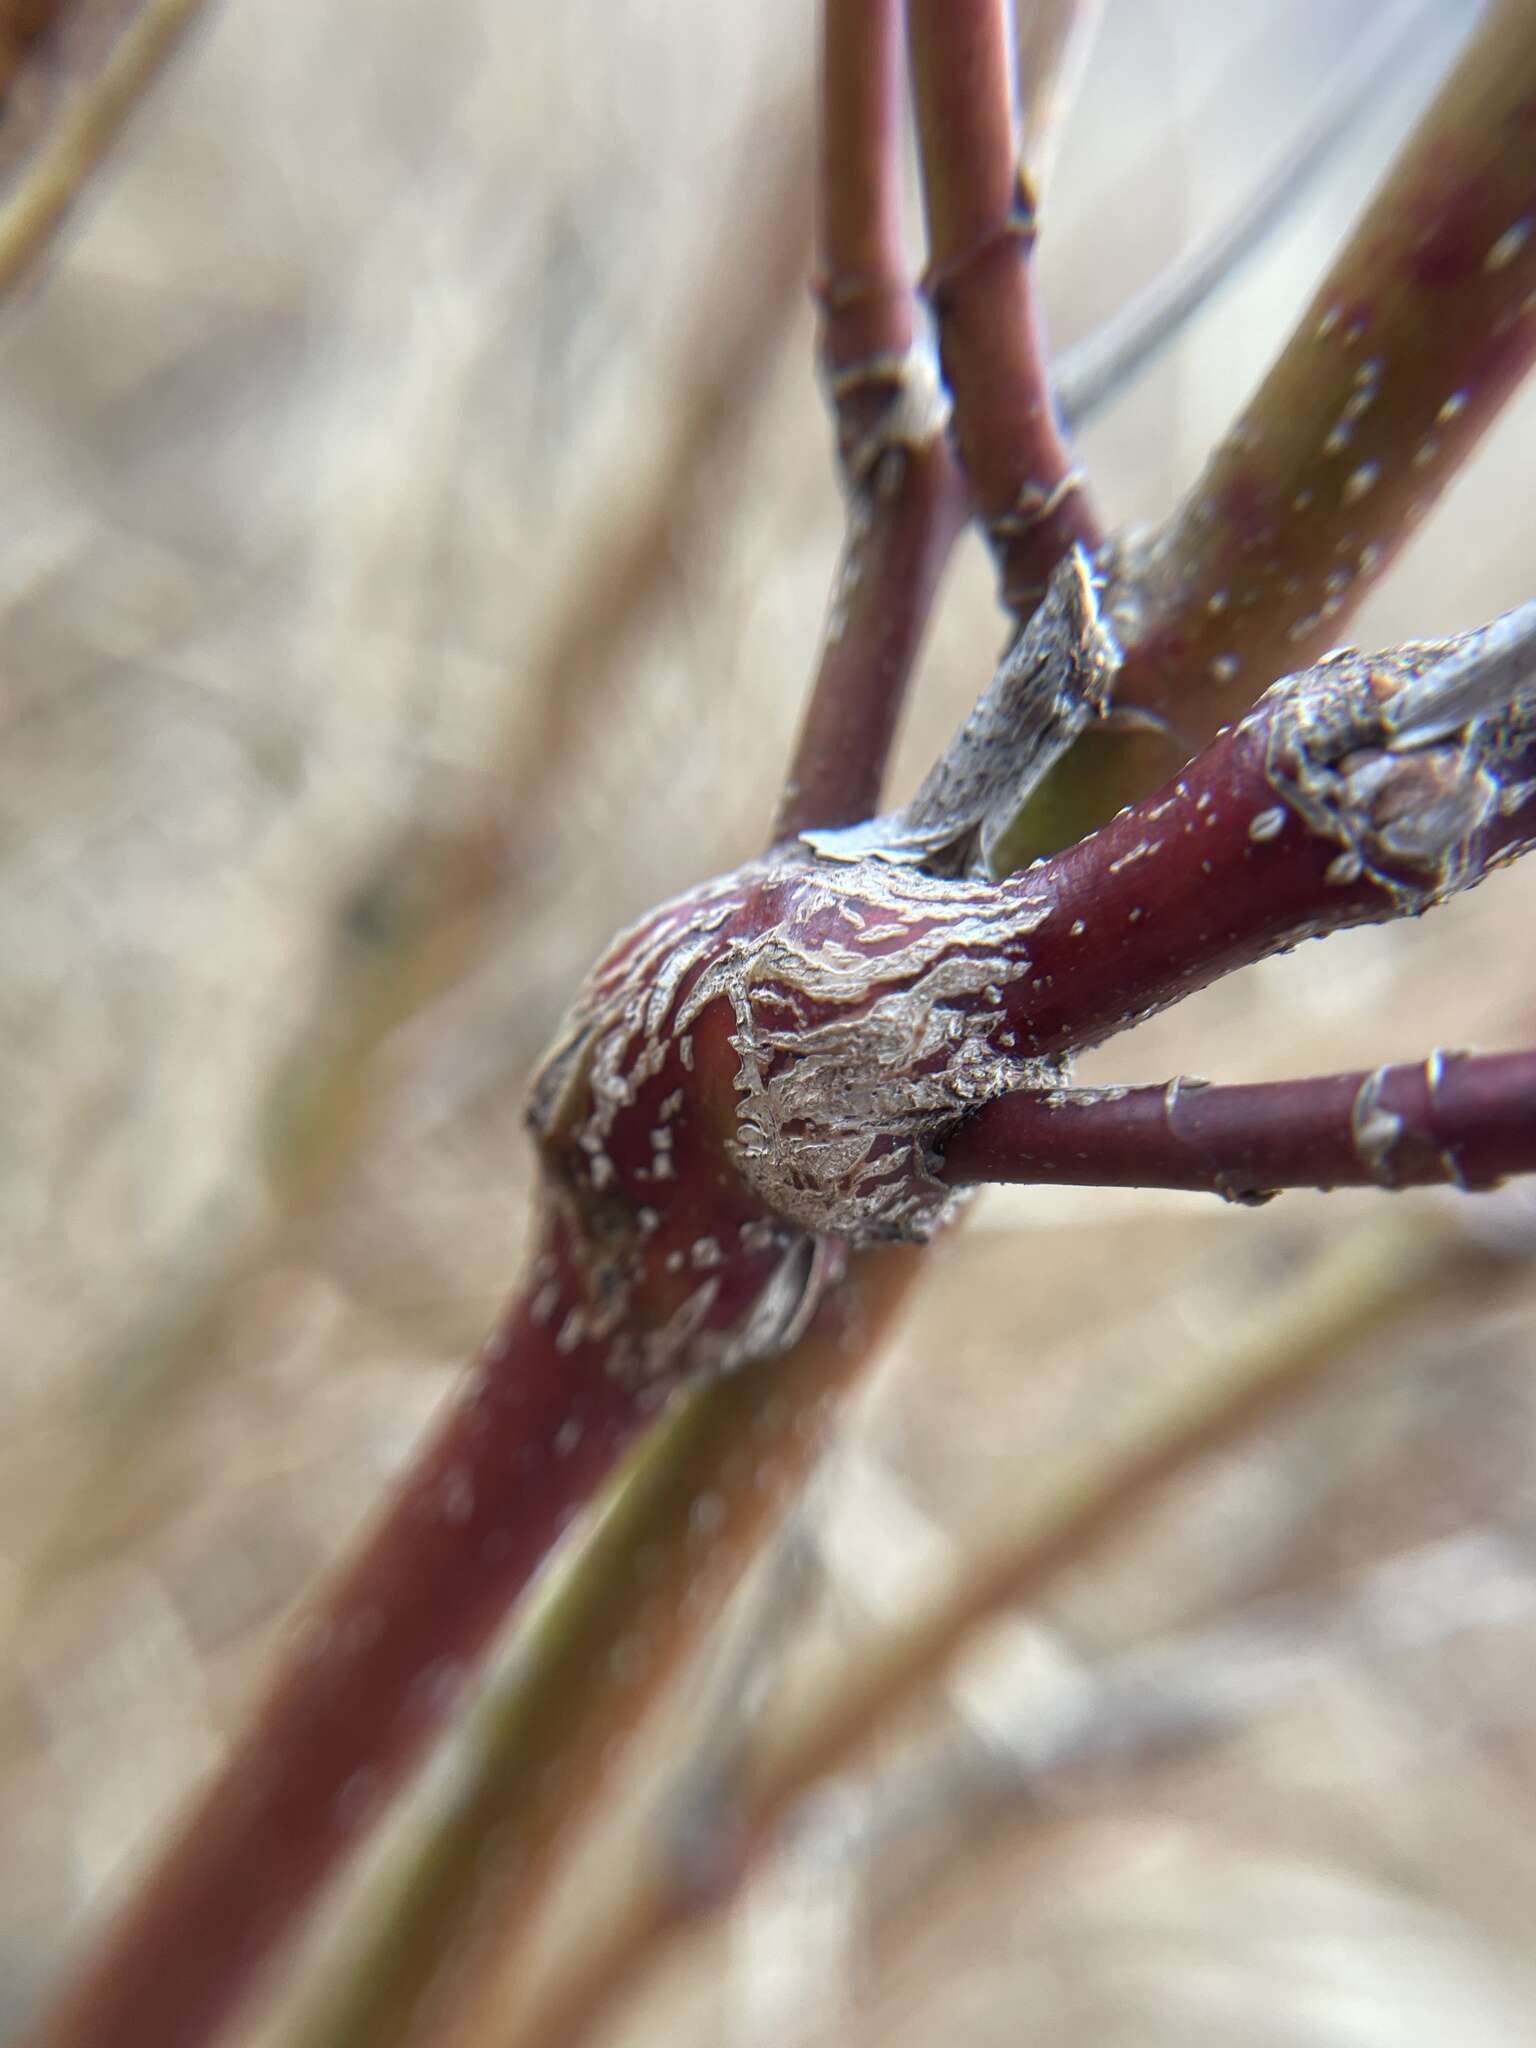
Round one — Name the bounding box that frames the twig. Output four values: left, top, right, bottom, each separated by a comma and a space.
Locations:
810, 0, 919, 470
941, 1050, 1536, 1200
437, 598, 1536, 2045
267, 1251, 924, 2048
970, 605, 1536, 1077
1009, 0, 1536, 860
276, 500, 1536, 2048
1116, 0, 1536, 725
425, 598, 1536, 2048
773, 431, 964, 843
769, 599, 1536, 1246
907, 0, 1101, 616
27, 1221, 659, 2048
25, 12, 1536, 2048
509, 601, 1536, 1290
776, 0, 967, 842
1056, 0, 1438, 430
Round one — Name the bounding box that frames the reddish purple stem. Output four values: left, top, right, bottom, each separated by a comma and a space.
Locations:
907, 0, 1100, 614
777, 0, 968, 842
981, 688, 1536, 1070
941, 1051, 1536, 1199
31, 1217, 655, 2048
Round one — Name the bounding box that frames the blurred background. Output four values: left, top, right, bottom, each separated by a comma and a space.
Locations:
3, 0, 1536, 2040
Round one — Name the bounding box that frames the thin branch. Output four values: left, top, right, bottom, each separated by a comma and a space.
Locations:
28, 1224, 660, 2048
0, 0, 217, 300
412, 599, 1536, 2048
775, 432, 965, 844
1114, 0, 1536, 725
1010, 0, 1536, 859
907, 0, 1101, 616
776, 0, 967, 842
33, 14, 1536, 2048
1056, 0, 1438, 431
975, 606, 1536, 1076
269, 1251, 925, 2048
941, 1050, 1536, 1201
792, 600, 1536, 1247
811, 0, 918, 469
684, 603, 1536, 1261
254, 494, 1536, 2048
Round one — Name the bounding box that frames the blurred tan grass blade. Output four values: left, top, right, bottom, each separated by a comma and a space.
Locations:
497, 1207, 1519, 2048
0, 0, 217, 298
1013, 0, 1103, 190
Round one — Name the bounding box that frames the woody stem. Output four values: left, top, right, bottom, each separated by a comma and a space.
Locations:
907, 0, 1101, 616
776, 0, 967, 842
27, 1218, 654, 2048
940, 1052, 1536, 1199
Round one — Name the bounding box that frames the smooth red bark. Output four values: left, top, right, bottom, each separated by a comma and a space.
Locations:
31, 1217, 653, 2048
907, 0, 1100, 613
942, 1051, 1536, 1198
779, 0, 968, 842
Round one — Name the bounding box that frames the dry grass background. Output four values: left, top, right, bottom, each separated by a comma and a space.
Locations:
4, 0, 1536, 2040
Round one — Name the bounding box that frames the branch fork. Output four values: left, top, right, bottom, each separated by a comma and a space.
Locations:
531, 599, 1536, 1322
31, 10, 1536, 2048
